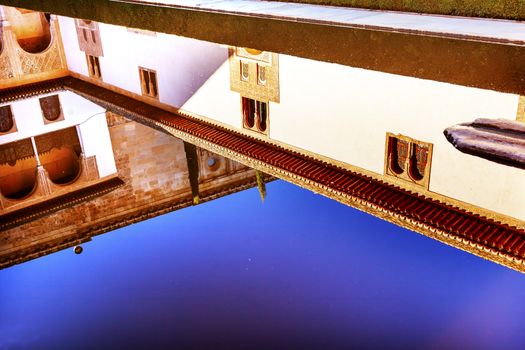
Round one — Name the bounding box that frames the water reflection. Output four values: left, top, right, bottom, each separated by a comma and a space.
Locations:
2, 3, 525, 349
0, 4, 524, 272
0, 92, 265, 267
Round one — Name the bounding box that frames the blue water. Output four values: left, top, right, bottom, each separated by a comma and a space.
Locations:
2, 180, 525, 349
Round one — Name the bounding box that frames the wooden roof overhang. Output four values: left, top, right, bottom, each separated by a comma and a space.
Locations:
2, 77, 525, 273
3, 1, 525, 96
445, 118, 525, 170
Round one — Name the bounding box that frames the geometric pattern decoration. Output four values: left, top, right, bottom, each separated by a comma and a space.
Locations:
235, 47, 271, 64
16, 25, 64, 75
35, 127, 81, 155
0, 138, 34, 165
0, 17, 67, 88
75, 19, 103, 57
0, 54, 15, 80
17, 45, 63, 75
229, 47, 280, 104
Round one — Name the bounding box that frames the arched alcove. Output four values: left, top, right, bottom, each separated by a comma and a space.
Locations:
242, 97, 255, 128
408, 144, 428, 182
0, 105, 14, 133
40, 146, 81, 185
39, 95, 62, 122
388, 137, 407, 175
4, 8, 51, 53
255, 101, 267, 132
0, 156, 37, 200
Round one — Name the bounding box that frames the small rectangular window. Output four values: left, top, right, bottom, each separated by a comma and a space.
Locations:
86, 54, 102, 79
139, 67, 158, 98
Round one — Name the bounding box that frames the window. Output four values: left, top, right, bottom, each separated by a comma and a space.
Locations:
240, 61, 249, 82
75, 19, 103, 57
409, 143, 429, 181
257, 64, 266, 85
39, 95, 62, 123
242, 97, 268, 134
80, 24, 96, 44
389, 137, 408, 175
139, 67, 158, 98
77, 20, 96, 43
86, 54, 102, 79
385, 133, 432, 188
0, 105, 15, 133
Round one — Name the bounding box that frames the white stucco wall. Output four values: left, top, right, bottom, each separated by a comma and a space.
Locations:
77, 112, 116, 177
271, 56, 524, 220
59, 17, 89, 76
55, 16, 525, 221
182, 61, 242, 129
58, 16, 227, 108
182, 55, 525, 221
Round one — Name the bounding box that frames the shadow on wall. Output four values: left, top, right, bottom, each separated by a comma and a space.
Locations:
157, 37, 227, 107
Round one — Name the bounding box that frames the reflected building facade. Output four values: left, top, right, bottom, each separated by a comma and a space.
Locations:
1, 5, 525, 272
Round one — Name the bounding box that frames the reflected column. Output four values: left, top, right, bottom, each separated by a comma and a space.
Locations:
31, 136, 51, 195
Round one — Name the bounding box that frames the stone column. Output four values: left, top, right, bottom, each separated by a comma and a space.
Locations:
31, 137, 51, 195
183, 141, 200, 205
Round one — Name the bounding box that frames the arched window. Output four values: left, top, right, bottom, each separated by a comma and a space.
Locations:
242, 97, 255, 128
389, 137, 408, 175
385, 133, 432, 188
409, 143, 429, 181
0, 105, 14, 133
242, 97, 268, 134
39, 95, 62, 122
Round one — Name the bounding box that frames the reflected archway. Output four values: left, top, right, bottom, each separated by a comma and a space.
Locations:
4, 7, 51, 53
0, 156, 37, 200
40, 146, 81, 185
